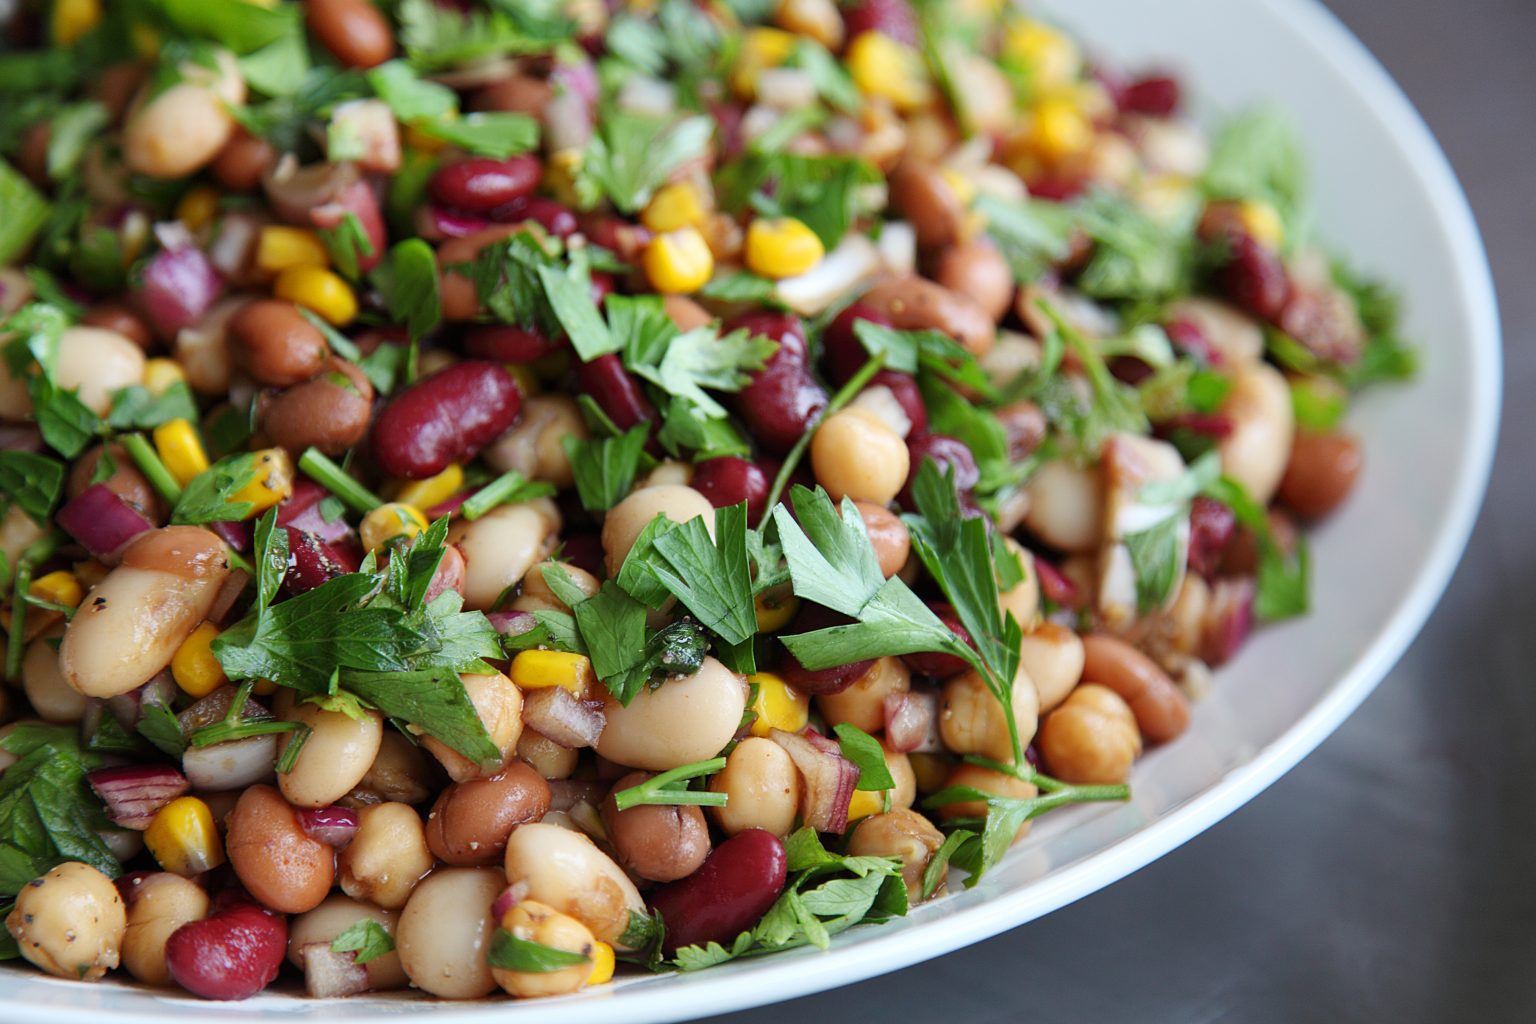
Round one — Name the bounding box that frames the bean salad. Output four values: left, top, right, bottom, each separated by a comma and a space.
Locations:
0, 0, 1413, 1004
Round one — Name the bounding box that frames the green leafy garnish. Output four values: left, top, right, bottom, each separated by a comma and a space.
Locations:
486, 930, 591, 973
0, 452, 65, 524
0, 724, 118, 899
370, 239, 442, 343
564, 424, 649, 512
577, 113, 714, 214
330, 919, 396, 965
171, 451, 263, 524
611, 757, 728, 810
715, 152, 881, 248
833, 724, 896, 792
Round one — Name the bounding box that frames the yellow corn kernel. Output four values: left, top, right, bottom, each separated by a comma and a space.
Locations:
744, 217, 825, 279
152, 418, 211, 487
1003, 18, 1081, 92
1237, 199, 1286, 250
1029, 95, 1094, 161
129, 23, 160, 59
142, 357, 187, 395
642, 182, 708, 234
847, 32, 933, 112
754, 590, 799, 633
544, 148, 586, 207
510, 650, 597, 696
360, 502, 428, 554
642, 226, 715, 294
585, 940, 615, 986
775, 0, 843, 51
230, 448, 295, 517
274, 265, 357, 326
30, 571, 83, 610
145, 797, 225, 877
846, 788, 884, 822
256, 226, 329, 276
52, 0, 101, 45
171, 622, 227, 698
175, 186, 220, 233
732, 26, 797, 95
747, 672, 809, 738
392, 464, 464, 511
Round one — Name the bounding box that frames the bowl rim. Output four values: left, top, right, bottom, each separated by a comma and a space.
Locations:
0, 0, 1502, 1021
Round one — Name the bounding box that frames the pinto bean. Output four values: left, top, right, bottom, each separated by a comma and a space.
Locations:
1278, 430, 1362, 521
60, 527, 230, 698
602, 771, 712, 882
228, 300, 330, 387
502, 823, 645, 945
854, 501, 910, 578
370, 361, 522, 479
934, 238, 1014, 323
120, 872, 210, 986
888, 164, 967, 249
306, 0, 395, 68
69, 442, 163, 522
1080, 634, 1190, 744
425, 762, 551, 866
226, 784, 335, 915
396, 868, 503, 999
81, 304, 153, 351
860, 276, 995, 356
212, 129, 277, 192
438, 224, 525, 321
260, 358, 375, 456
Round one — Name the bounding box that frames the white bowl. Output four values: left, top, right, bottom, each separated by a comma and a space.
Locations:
0, 0, 1499, 1021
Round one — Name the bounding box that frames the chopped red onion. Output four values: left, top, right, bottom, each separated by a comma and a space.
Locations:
57, 483, 154, 561
883, 691, 940, 754
182, 734, 278, 791
210, 519, 253, 552
520, 688, 605, 749
284, 528, 360, 595
486, 610, 538, 637
1202, 577, 1255, 666
1034, 555, 1082, 609
297, 805, 359, 848
263, 158, 360, 225
491, 882, 529, 922
301, 943, 370, 999
547, 778, 606, 813
277, 480, 354, 544
312, 179, 387, 274
769, 728, 858, 835
137, 242, 222, 339
207, 211, 262, 280
87, 764, 190, 830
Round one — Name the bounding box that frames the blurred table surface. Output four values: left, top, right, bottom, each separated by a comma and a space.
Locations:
697, 1, 1536, 1021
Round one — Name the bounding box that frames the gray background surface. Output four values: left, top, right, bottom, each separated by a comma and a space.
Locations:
699, 1, 1536, 1020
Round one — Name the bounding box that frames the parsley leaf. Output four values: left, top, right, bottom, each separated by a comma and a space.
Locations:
571, 581, 649, 703
44, 102, 108, 180
0, 452, 65, 523
630, 327, 777, 420
563, 424, 648, 512
171, 451, 262, 524
1203, 106, 1307, 242
578, 113, 713, 214
975, 193, 1075, 283
330, 919, 395, 965
1201, 475, 1311, 621
106, 381, 199, 431
1072, 190, 1196, 304
537, 263, 618, 360
398, 0, 555, 72
833, 724, 896, 791
715, 153, 880, 248
0, 724, 118, 898
645, 503, 758, 646
370, 239, 442, 342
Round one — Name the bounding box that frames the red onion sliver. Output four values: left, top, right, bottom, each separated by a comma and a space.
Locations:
520, 688, 605, 749
301, 943, 370, 999
137, 243, 222, 338
298, 805, 360, 848
1034, 555, 1082, 609
883, 690, 940, 754
1202, 577, 1255, 666
491, 882, 530, 922
769, 728, 858, 835
87, 764, 190, 830
207, 211, 262, 280
277, 480, 354, 544
312, 179, 387, 274
57, 484, 155, 561
486, 610, 538, 637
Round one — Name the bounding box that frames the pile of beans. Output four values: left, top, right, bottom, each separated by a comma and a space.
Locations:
0, 0, 1382, 1004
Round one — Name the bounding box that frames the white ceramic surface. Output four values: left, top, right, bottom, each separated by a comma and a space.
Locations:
0, 0, 1500, 1021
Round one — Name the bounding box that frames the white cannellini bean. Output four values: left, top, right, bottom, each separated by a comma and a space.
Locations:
502, 822, 645, 945
422, 670, 523, 782
54, 327, 146, 416
447, 499, 561, 611
1023, 460, 1105, 553
1218, 361, 1296, 505
596, 657, 746, 772
275, 693, 384, 809
396, 868, 503, 999
22, 629, 87, 724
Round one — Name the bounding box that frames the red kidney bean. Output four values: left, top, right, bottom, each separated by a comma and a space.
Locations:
869, 369, 928, 437
730, 312, 825, 455
284, 527, 361, 595
575, 353, 656, 432
691, 457, 771, 522
276, 480, 353, 545
370, 360, 523, 479
647, 829, 787, 952
842, 0, 918, 44
424, 205, 492, 239
822, 302, 890, 386
164, 900, 287, 1001
901, 603, 973, 679
1120, 74, 1181, 117
1214, 233, 1290, 321
778, 604, 874, 696
900, 433, 979, 510
489, 195, 579, 237
1187, 496, 1236, 577
1027, 177, 1087, 203
430, 157, 540, 214
210, 519, 252, 553
465, 323, 566, 363
311, 179, 387, 274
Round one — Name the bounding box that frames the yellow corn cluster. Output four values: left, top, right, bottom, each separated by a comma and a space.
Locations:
171, 622, 227, 698
360, 502, 428, 553
746, 672, 808, 738
643, 227, 715, 294
510, 651, 597, 697
145, 797, 225, 876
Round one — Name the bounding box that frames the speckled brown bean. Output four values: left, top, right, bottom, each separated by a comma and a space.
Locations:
934, 238, 1014, 324
69, 442, 164, 522
81, 304, 154, 351
226, 784, 336, 914
339, 802, 434, 909
472, 75, 554, 116
860, 276, 996, 356
212, 130, 277, 192
1278, 430, 1362, 522
260, 358, 375, 456
888, 164, 967, 249
228, 300, 330, 387
425, 762, 551, 867
853, 501, 910, 577
306, 0, 396, 69
601, 771, 712, 883
1079, 634, 1189, 744
439, 225, 525, 321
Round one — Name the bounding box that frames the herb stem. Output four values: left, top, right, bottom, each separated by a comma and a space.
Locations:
5, 561, 31, 683
755, 352, 886, 531
122, 432, 183, 505
613, 756, 728, 811
299, 448, 382, 514
462, 470, 543, 521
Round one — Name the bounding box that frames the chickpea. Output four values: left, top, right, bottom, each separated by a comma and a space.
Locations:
997, 537, 1040, 628
22, 629, 88, 724
5, 862, 126, 981
935, 763, 1037, 844
276, 695, 384, 808
511, 560, 600, 615
492, 899, 597, 999
517, 730, 578, 780
396, 867, 504, 999
448, 499, 562, 611
339, 802, 434, 910
120, 872, 209, 986
601, 771, 712, 883
854, 500, 911, 578
596, 657, 746, 771
484, 395, 588, 489
349, 731, 433, 806
939, 664, 1039, 762
502, 823, 645, 945
601, 484, 715, 576
423, 671, 524, 781
289, 894, 407, 991
816, 656, 909, 733
426, 762, 551, 867
1038, 683, 1141, 784
1023, 460, 1105, 553
638, 459, 694, 489
1018, 623, 1085, 713
226, 784, 335, 915
810, 408, 909, 505
847, 808, 946, 901
708, 737, 799, 837
934, 239, 1014, 324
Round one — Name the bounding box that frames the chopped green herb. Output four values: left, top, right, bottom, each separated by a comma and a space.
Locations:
330, 919, 396, 965
298, 448, 383, 514
0, 452, 65, 524
461, 470, 556, 521
563, 424, 649, 512
612, 757, 728, 811
486, 930, 591, 973
833, 724, 896, 791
